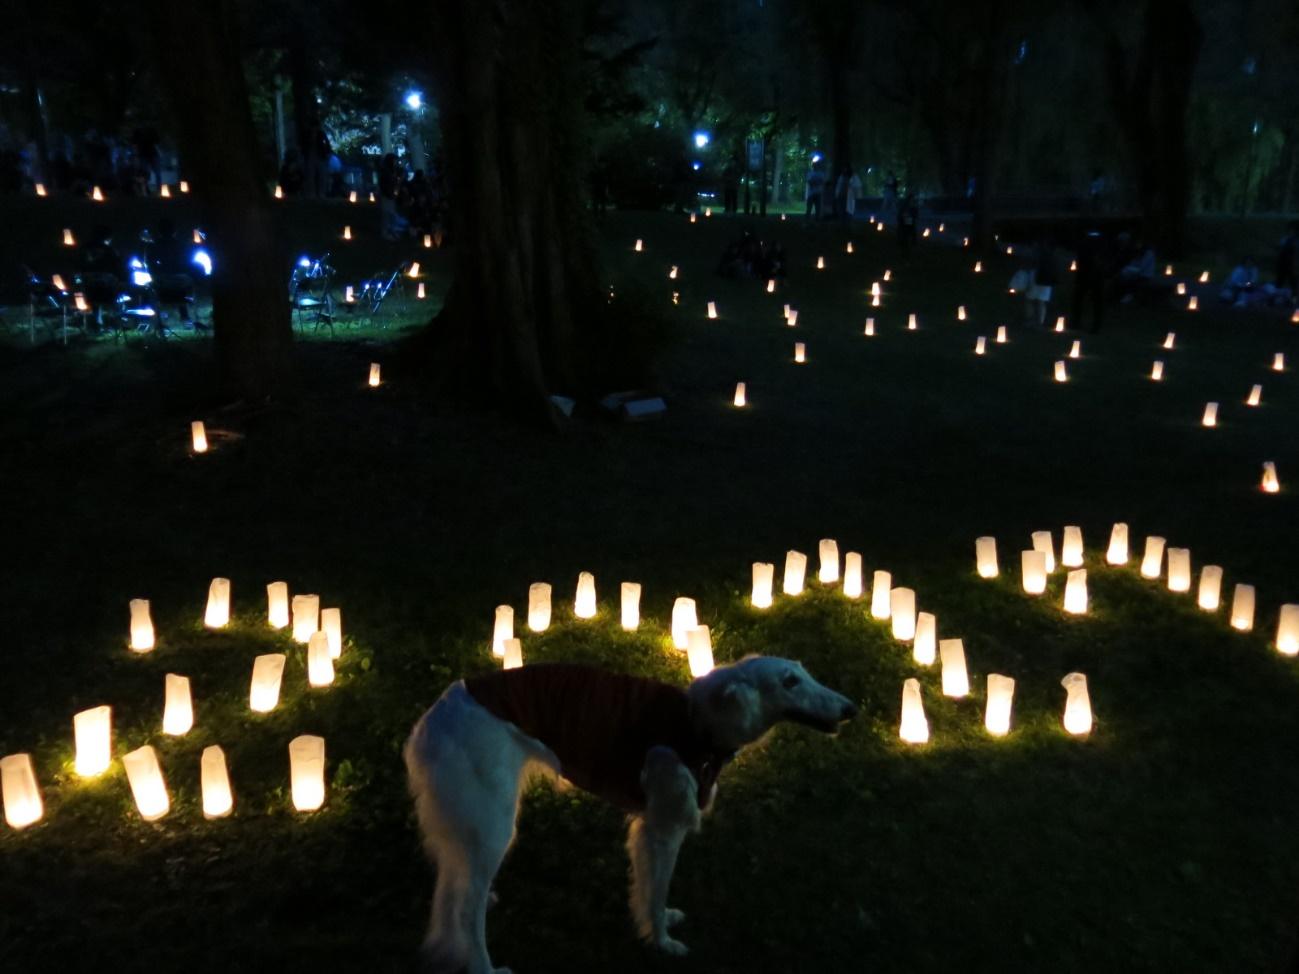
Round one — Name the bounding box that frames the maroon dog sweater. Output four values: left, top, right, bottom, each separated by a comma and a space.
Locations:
463, 663, 732, 813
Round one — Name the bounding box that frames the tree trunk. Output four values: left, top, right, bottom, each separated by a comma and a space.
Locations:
425, 0, 600, 424
149, 0, 294, 404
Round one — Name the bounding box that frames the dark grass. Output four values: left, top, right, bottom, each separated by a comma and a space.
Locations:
1, 206, 1298, 973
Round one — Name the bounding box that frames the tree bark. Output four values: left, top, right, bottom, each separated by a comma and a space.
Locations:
149, 0, 294, 404
424, 0, 601, 424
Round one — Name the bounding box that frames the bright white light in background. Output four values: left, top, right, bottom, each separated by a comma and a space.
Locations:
694, 131, 711, 149
405, 90, 423, 110
811, 152, 823, 163
192, 249, 213, 276
691, 161, 702, 171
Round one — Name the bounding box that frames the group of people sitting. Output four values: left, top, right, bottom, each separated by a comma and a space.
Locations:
716, 230, 787, 281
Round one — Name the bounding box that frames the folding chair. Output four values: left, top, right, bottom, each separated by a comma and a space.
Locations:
289, 254, 336, 334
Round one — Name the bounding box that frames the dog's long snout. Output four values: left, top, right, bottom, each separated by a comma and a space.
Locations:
840, 700, 859, 721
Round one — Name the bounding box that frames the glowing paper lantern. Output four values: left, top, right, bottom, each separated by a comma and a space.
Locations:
574, 572, 597, 619
348, 190, 358, 203
1063, 569, 1088, 614
1106, 523, 1129, 565
985, 674, 1015, 737
671, 597, 697, 649
1167, 548, 1191, 592
1054, 360, 1068, 382
783, 551, 807, 596
766, 278, 774, 292
34, 182, 46, 197
502, 638, 523, 670
707, 302, 717, 319
1198, 566, 1223, 611
975, 336, 987, 355
818, 540, 840, 584
870, 571, 892, 619
204, 577, 231, 628
846, 241, 854, 254
787, 310, 799, 326
976, 537, 998, 578
1031, 531, 1056, 573
940, 639, 969, 697
160, 184, 171, 198
1201, 402, 1218, 427
957, 305, 967, 321
686, 626, 715, 678
1140, 537, 1166, 579
249, 654, 286, 712
996, 325, 1007, 344
690, 213, 697, 223
733, 382, 746, 407
417, 282, 426, 299
73, 706, 114, 779
1, 754, 43, 830
122, 746, 169, 821
51, 273, 66, 292
864, 318, 876, 336
424, 234, 433, 248
92, 185, 104, 201
1070, 259, 1077, 271
1061, 526, 1084, 568
843, 553, 863, 599
1069, 340, 1081, 359
751, 563, 774, 609
407, 262, 421, 278
1061, 673, 1092, 735
1230, 584, 1255, 631
267, 582, 290, 629
871, 294, 880, 307
368, 362, 381, 387
367, 191, 374, 202
870, 283, 881, 299
1200, 271, 1210, 283
74, 292, 88, 312
883, 269, 892, 281
292, 594, 320, 642
1247, 384, 1262, 406
899, 679, 928, 744
907, 313, 918, 331
62, 228, 75, 246
180, 180, 190, 193
192, 229, 203, 244
974, 261, 983, 273
1273, 353, 1285, 372
890, 588, 916, 641
274, 184, 284, 199
1163, 332, 1176, 350
1054, 317, 1066, 333
1021, 550, 1047, 595
634, 239, 643, 252
307, 631, 335, 687
528, 583, 552, 631
816, 256, 825, 269
783, 303, 792, 320
342, 225, 352, 240
1276, 605, 1299, 656
913, 612, 936, 665
321, 607, 342, 658
1262, 462, 1280, 493
621, 582, 641, 630
794, 342, 806, 363
344, 285, 355, 303
492, 605, 513, 657
129, 598, 154, 652
1151, 360, 1164, 381
289, 735, 326, 812
705, 207, 712, 217
1176, 282, 1186, 296
191, 420, 208, 453
162, 674, 193, 735
1187, 296, 1198, 311
200, 745, 232, 819
923, 228, 931, 238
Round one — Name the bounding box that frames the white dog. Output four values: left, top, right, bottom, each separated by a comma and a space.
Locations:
404, 656, 857, 973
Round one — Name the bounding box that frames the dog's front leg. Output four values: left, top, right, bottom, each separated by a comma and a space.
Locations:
628, 747, 701, 956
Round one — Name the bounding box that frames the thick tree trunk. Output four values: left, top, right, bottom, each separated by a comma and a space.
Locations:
425, 0, 600, 424
149, 0, 294, 404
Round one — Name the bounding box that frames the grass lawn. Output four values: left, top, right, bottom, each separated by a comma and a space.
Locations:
1, 204, 1297, 973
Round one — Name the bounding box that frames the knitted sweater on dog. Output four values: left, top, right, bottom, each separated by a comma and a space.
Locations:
464, 663, 730, 813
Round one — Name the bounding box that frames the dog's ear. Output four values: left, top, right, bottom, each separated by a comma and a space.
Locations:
709, 681, 746, 711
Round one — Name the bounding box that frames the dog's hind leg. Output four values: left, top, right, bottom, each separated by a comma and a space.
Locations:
627, 747, 702, 956
406, 683, 543, 974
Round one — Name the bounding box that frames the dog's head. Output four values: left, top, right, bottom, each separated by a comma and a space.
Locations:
687, 656, 858, 751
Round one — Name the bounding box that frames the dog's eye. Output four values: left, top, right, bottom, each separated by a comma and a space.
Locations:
782, 674, 801, 689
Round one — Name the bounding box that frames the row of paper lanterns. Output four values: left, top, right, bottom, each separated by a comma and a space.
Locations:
36, 181, 190, 201
2, 580, 347, 830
